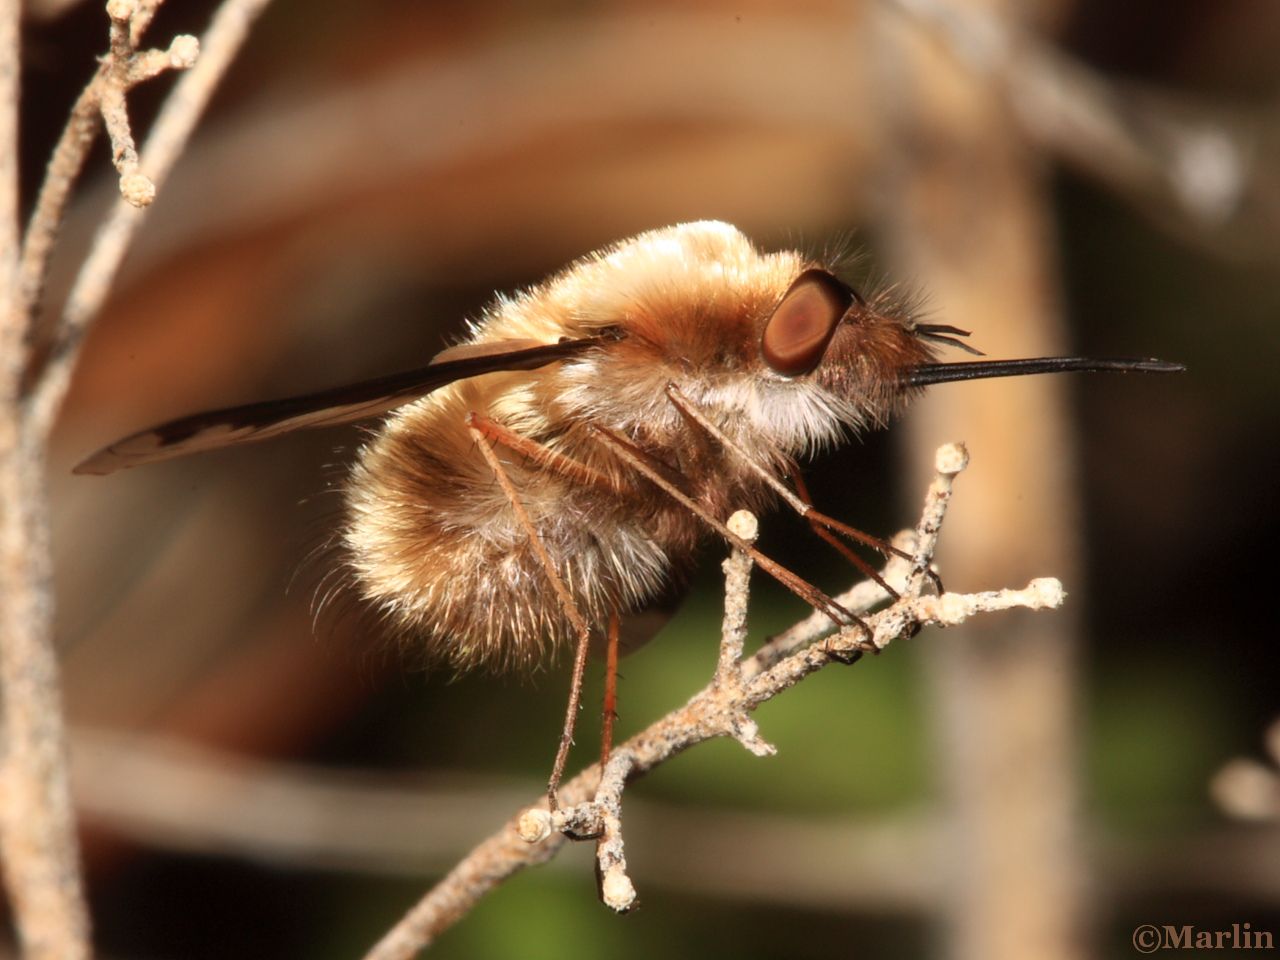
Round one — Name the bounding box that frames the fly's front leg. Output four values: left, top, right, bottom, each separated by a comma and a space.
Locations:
663, 382, 940, 600
588, 423, 875, 648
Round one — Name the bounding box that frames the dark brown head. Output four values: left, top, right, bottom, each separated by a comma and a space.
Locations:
756, 265, 1184, 430
758, 267, 937, 429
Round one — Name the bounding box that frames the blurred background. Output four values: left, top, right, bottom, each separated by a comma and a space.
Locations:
10, 0, 1280, 957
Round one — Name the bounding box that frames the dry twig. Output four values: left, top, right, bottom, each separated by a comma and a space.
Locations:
1, 3, 271, 957
26, 0, 275, 445
0, 1, 93, 956
18, 0, 198, 326
361, 443, 1067, 960
60, 728, 1280, 907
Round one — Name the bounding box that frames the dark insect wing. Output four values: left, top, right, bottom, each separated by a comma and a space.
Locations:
74, 336, 613, 475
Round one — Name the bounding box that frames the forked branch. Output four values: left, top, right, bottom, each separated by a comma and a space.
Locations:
0, 4, 271, 958
19, 0, 199, 324
360, 443, 1066, 960
23, 0, 276, 445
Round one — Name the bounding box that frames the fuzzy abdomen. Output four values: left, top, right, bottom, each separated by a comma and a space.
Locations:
343, 376, 686, 672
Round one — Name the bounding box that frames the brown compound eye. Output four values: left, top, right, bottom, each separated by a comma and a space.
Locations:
760, 270, 855, 377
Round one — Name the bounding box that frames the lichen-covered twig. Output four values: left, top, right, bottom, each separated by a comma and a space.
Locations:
18, 0, 198, 325
0, 0, 93, 956
0, 4, 270, 958
101, 0, 200, 206
360, 443, 1067, 960
516, 748, 639, 912
712, 509, 776, 757
24, 0, 275, 446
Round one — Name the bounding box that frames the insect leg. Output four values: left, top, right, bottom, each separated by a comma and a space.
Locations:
789, 469, 908, 600
589, 424, 873, 643
664, 382, 939, 597
601, 610, 620, 766
820, 641, 864, 666
467, 418, 594, 813
468, 412, 628, 496
793, 470, 944, 595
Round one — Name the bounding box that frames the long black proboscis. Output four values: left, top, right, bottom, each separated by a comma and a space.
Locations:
902, 357, 1185, 388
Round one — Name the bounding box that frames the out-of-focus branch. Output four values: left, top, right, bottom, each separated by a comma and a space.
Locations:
24, 0, 274, 446
66, 726, 1280, 908
360, 445, 1067, 960
0, 440, 84, 960
0, 2, 15, 329
18, 0, 197, 331
1212, 716, 1280, 822
873, 3, 1089, 960
884, 0, 1280, 256
0, 0, 92, 955
69, 727, 939, 904
0, 2, 271, 957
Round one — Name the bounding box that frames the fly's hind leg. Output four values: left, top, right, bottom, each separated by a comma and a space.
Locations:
601, 610, 620, 765
466, 413, 625, 815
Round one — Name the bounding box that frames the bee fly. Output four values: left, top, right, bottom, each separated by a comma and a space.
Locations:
77, 221, 1183, 807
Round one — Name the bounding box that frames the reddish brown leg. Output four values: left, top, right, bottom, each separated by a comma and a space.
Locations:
468, 419, 595, 812
468, 412, 626, 496
590, 424, 874, 646
601, 610, 620, 766
664, 382, 937, 597
791, 470, 943, 594
789, 470, 900, 601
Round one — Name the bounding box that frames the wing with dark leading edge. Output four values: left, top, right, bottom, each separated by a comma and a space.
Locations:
74, 336, 611, 476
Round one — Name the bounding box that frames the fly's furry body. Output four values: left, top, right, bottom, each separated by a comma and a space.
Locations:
76, 222, 1180, 675
343, 221, 935, 672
